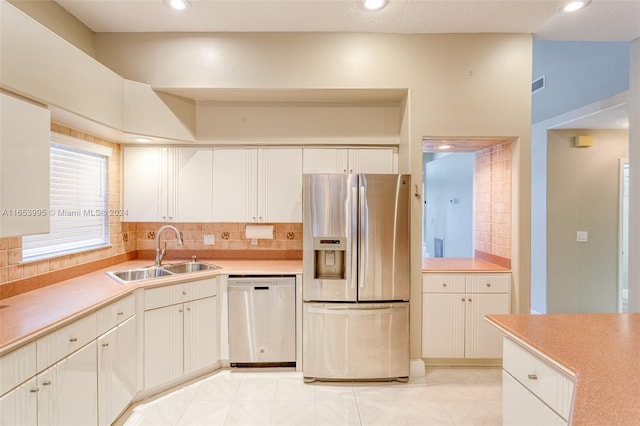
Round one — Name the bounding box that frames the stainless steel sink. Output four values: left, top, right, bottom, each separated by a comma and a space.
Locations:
106, 261, 221, 284
107, 267, 174, 284
162, 261, 221, 274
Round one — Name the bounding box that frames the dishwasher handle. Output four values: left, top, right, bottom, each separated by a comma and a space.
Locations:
254, 286, 269, 290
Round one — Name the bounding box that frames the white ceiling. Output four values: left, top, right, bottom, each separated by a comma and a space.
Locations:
55, 0, 640, 42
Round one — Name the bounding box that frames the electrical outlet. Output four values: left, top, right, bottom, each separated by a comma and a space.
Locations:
251, 239, 258, 246
576, 231, 588, 242
204, 234, 215, 245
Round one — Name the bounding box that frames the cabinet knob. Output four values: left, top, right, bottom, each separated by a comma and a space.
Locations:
527, 374, 538, 380
182, 290, 187, 295
179, 308, 184, 313
69, 337, 78, 342
486, 283, 491, 287
42, 381, 51, 386
442, 283, 447, 287
102, 342, 109, 347
461, 298, 466, 302
468, 298, 472, 302
30, 388, 39, 393
116, 311, 124, 315
186, 307, 191, 311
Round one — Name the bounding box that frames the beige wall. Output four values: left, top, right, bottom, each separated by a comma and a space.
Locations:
7, 0, 95, 57
629, 38, 640, 312
547, 129, 628, 313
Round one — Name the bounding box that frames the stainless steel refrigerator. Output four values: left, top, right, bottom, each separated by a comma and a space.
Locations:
302, 174, 410, 382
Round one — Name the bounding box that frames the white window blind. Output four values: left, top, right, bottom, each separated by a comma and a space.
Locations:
23, 142, 109, 261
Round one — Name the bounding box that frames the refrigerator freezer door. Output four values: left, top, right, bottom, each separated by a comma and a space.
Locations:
303, 174, 358, 302
302, 302, 409, 380
358, 174, 410, 301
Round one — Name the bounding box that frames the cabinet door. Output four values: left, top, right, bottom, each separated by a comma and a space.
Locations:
258, 148, 303, 222
503, 371, 567, 426
0, 92, 50, 237
184, 296, 218, 375
302, 148, 347, 173
349, 148, 395, 174
421, 293, 464, 358
176, 147, 213, 222
98, 316, 137, 426
122, 146, 165, 222
465, 293, 510, 358
144, 305, 183, 390
38, 341, 98, 426
212, 148, 256, 222
0, 377, 37, 426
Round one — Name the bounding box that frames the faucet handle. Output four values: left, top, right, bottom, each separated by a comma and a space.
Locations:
191, 255, 197, 262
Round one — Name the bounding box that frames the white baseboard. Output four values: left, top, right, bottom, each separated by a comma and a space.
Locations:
410, 359, 425, 377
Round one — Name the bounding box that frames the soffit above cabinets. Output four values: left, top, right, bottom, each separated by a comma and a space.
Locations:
422, 137, 515, 153
152, 88, 408, 105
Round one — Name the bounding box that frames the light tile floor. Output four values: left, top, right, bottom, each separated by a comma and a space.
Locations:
120, 368, 502, 426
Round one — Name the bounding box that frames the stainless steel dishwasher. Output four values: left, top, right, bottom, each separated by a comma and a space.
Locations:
228, 275, 296, 367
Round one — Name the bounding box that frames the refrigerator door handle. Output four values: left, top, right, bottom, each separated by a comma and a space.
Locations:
358, 183, 366, 289
305, 306, 406, 315
350, 183, 359, 289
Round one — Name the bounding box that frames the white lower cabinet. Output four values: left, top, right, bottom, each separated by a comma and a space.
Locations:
503, 371, 567, 426
143, 279, 218, 390
98, 316, 137, 426
502, 338, 573, 425
422, 273, 510, 358
0, 377, 38, 425
38, 341, 98, 426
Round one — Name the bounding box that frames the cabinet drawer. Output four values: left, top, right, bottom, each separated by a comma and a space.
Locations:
422, 274, 465, 293
37, 313, 97, 371
144, 279, 217, 311
97, 294, 135, 335
0, 342, 36, 396
144, 282, 190, 310
190, 278, 217, 300
503, 337, 574, 420
466, 274, 510, 293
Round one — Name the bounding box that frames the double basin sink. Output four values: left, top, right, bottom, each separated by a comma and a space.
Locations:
107, 261, 221, 284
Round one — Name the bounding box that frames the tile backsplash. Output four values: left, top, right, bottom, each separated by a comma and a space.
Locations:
474, 141, 512, 262
134, 222, 302, 252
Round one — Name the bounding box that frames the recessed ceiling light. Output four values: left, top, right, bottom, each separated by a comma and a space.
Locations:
438, 144, 452, 150
562, 1, 589, 13
364, 0, 387, 11
132, 136, 153, 143
165, 0, 191, 11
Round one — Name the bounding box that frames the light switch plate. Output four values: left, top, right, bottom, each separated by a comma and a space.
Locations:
576, 231, 588, 242
204, 234, 215, 245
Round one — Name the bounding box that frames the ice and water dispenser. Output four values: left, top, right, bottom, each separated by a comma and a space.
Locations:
313, 237, 346, 279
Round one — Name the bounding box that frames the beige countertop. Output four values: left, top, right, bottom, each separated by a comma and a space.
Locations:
486, 313, 640, 426
0, 259, 302, 354
422, 257, 510, 272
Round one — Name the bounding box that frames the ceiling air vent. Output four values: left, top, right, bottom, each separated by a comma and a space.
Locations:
532, 75, 545, 94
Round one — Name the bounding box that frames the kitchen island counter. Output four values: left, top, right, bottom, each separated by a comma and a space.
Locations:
0, 258, 302, 354
486, 313, 640, 425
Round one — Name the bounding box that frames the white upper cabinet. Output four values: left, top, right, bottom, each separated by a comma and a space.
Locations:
0, 92, 50, 237
176, 147, 214, 222
302, 147, 396, 174
123, 146, 213, 222
212, 147, 302, 223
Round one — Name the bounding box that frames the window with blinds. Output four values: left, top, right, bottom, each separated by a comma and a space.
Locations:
22, 142, 109, 261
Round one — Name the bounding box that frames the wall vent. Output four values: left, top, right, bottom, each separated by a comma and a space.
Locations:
532, 75, 545, 94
